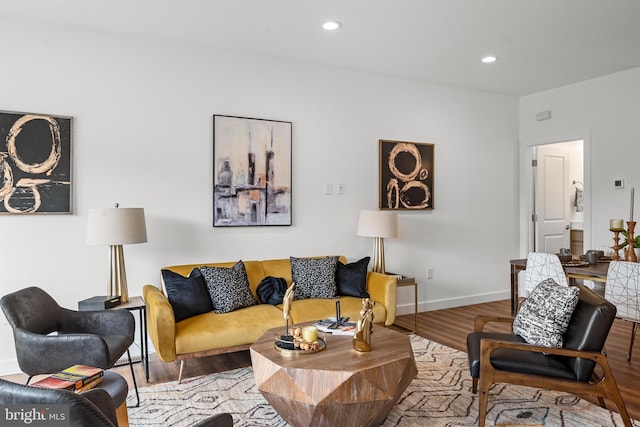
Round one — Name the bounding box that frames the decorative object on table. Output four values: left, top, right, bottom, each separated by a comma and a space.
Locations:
78, 295, 121, 310
610, 220, 625, 261
213, 115, 292, 227
86, 203, 148, 303
0, 110, 72, 214
275, 326, 325, 353
625, 221, 638, 262
556, 253, 572, 262
357, 209, 397, 273
353, 298, 375, 352
282, 282, 295, 331
379, 139, 434, 210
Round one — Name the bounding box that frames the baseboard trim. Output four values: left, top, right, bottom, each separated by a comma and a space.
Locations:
395, 290, 510, 315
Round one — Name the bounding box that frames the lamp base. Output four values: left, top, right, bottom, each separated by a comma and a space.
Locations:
371, 237, 386, 274
109, 244, 129, 303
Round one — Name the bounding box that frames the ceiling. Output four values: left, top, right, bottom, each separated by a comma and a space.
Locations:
2, 0, 640, 96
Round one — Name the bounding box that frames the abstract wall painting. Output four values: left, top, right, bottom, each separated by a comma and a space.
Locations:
0, 111, 73, 214
213, 115, 292, 226
379, 139, 434, 210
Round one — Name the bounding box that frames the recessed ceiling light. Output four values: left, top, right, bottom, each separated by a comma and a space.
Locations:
322, 21, 342, 31
482, 55, 498, 63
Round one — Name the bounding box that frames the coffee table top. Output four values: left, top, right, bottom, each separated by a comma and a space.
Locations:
250, 322, 415, 372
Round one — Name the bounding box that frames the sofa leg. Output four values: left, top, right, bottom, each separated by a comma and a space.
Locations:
178, 360, 185, 384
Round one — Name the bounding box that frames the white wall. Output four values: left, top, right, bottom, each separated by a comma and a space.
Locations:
0, 19, 519, 373
519, 68, 640, 254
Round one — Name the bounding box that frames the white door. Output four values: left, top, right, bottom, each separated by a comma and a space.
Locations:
534, 144, 571, 253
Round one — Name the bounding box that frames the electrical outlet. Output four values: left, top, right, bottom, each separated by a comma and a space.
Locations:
426, 267, 433, 280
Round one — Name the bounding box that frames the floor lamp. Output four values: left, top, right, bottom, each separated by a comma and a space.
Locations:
87, 204, 147, 303
357, 210, 398, 274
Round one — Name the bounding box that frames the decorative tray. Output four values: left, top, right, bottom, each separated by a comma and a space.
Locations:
561, 260, 590, 267
274, 335, 326, 355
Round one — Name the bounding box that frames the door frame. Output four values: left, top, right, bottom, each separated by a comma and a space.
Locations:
519, 130, 591, 256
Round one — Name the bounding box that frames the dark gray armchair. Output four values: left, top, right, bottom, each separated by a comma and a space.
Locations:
0, 377, 119, 426
0, 287, 139, 404
0, 377, 234, 427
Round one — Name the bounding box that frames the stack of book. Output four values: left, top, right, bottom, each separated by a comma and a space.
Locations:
315, 318, 357, 335
31, 365, 104, 393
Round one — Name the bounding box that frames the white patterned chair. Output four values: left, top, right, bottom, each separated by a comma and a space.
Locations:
604, 260, 640, 361
520, 252, 569, 299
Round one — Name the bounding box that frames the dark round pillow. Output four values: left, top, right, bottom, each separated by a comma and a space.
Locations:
256, 276, 288, 305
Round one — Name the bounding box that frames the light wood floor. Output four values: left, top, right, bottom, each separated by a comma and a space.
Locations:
4, 299, 640, 421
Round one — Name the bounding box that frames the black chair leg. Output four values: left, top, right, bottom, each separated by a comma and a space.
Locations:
25, 375, 34, 385
127, 350, 140, 407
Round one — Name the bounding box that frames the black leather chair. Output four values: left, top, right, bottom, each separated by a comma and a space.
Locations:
467, 284, 632, 427
0, 377, 234, 427
0, 287, 139, 405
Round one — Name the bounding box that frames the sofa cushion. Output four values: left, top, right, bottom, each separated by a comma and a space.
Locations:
256, 276, 288, 305
162, 268, 213, 322
290, 256, 338, 300
336, 257, 370, 298
200, 261, 258, 314
513, 278, 580, 348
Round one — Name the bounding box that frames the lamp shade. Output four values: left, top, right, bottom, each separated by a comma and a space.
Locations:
357, 210, 398, 239
87, 207, 147, 245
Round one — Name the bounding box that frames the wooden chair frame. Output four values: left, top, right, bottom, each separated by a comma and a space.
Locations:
472, 315, 632, 427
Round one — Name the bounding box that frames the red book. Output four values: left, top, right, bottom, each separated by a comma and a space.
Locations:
31, 365, 104, 392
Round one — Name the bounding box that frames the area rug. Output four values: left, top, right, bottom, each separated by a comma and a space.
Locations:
127, 335, 638, 426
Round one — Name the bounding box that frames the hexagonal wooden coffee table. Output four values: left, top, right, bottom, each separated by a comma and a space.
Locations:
249, 324, 417, 427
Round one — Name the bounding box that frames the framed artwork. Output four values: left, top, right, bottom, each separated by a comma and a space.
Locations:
0, 111, 73, 214
213, 115, 292, 226
379, 139, 434, 210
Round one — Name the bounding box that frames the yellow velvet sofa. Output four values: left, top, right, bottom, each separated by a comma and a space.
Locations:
143, 256, 397, 382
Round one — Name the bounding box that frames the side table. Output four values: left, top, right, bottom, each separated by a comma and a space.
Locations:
388, 274, 418, 334
110, 296, 149, 383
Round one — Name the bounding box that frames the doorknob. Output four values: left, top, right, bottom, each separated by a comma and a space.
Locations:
565, 224, 571, 230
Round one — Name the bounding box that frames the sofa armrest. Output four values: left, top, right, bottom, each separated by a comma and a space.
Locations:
143, 285, 177, 362
366, 272, 397, 326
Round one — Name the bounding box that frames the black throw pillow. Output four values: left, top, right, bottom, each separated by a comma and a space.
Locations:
336, 256, 370, 298
162, 268, 213, 322
256, 276, 288, 305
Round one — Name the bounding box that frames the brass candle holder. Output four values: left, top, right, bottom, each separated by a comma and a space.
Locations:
626, 221, 638, 262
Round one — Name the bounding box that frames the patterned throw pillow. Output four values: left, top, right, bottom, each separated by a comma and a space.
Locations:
513, 278, 580, 348
290, 256, 339, 300
200, 261, 258, 314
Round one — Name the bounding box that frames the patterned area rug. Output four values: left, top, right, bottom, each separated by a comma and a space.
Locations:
127, 335, 638, 426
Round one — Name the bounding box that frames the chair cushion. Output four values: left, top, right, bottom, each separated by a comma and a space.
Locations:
290, 256, 338, 300
200, 261, 258, 314
162, 268, 213, 322
336, 257, 370, 298
513, 278, 579, 348
466, 332, 577, 381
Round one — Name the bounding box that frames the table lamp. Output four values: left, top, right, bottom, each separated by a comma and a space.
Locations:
87, 203, 147, 302
357, 210, 398, 274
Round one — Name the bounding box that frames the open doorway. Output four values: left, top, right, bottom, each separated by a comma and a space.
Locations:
531, 140, 584, 255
